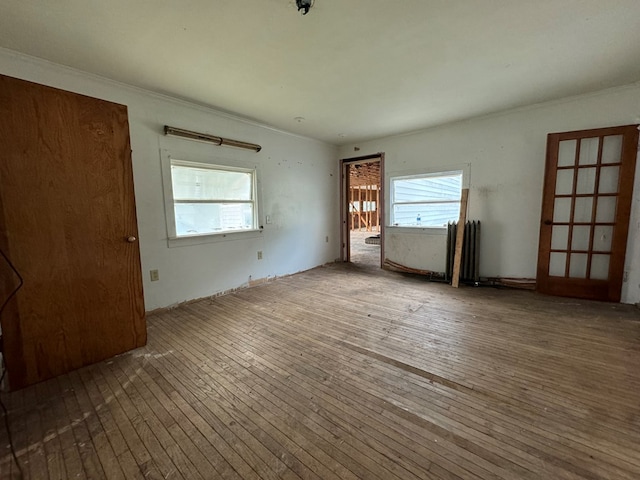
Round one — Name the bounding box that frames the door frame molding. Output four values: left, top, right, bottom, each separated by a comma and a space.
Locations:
340, 153, 385, 267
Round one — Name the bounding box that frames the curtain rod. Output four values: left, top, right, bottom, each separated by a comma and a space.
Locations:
164, 126, 262, 152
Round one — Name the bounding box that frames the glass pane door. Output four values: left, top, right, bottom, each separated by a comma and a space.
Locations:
537, 125, 638, 302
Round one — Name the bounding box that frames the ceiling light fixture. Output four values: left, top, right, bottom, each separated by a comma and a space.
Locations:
296, 0, 313, 15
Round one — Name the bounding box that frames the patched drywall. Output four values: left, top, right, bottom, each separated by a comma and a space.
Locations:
339, 83, 640, 303
384, 229, 447, 272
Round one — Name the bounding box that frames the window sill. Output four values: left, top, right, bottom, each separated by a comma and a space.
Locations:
167, 228, 263, 248
386, 225, 447, 235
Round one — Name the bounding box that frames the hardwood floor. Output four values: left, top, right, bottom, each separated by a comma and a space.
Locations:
1, 262, 639, 479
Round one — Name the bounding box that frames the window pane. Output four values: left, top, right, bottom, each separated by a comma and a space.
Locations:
593, 226, 613, 252
551, 226, 569, 250
549, 252, 566, 276
601, 135, 622, 164
174, 203, 254, 236
393, 174, 462, 203
555, 169, 574, 195
598, 166, 619, 194
571, 226, 590, 251
171, 164, 252, 201
573, 197, 593, 223
350, 201, 376, 212
595, 197, 616, 223
350, 201, 377, 212
576, 167, 596, 194
392, 202, 460, 227
578, 137, 599, 165
553, 197, 571, 223
569, 253, 588, 278
557, 140, 576, 167
590, 255, 610, 280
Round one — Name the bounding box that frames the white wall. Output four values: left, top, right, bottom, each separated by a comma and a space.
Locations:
0, 49, 340, 311
339, 83, 640, 304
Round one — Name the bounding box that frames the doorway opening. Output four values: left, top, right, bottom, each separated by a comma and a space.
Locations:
340, 154, 384, 268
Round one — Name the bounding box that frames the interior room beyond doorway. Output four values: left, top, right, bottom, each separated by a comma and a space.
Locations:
344, 157, 383, 267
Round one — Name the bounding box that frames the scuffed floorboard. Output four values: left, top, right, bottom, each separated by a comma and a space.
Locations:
1, 262, 639, 479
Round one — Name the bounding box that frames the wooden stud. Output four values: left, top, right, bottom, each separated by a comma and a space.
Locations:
376, 185, 380, 232
367, 185, 371, 232
451, 188, 469, 288
357, 187, 362, 231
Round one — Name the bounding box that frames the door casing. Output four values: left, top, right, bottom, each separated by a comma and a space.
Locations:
340, 153, 385, 267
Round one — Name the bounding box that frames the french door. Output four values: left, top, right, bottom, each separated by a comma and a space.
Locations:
537, 125, 638, 302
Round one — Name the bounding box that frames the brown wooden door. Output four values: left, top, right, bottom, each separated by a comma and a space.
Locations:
537, 125, 639, 302
0, 75, 146, 389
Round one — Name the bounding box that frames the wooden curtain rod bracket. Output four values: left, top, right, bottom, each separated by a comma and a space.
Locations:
164, 126, 262, 152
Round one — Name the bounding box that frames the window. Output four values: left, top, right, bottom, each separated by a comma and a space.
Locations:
349, 201, 376, 213
390, 171, 462, 228
167, 159, 258, 237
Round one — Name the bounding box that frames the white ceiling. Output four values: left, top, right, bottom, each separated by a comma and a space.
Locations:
1, 0, 640, 145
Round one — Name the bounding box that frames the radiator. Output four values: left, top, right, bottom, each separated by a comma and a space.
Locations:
446, 220, 481, 284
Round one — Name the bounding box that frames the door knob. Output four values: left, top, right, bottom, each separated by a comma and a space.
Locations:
127, 236, 137, 243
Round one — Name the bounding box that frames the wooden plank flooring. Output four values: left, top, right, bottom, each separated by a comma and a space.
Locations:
1, 262, 639, 479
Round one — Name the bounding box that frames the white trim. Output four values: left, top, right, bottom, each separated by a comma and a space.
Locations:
166, 229, 263, 248
391, 169, 464, 182
169, 158, 256, 174
385, 225, 448, 235
160, 149, 262, 247
387, 163, 471, 187
389, 168, 467, 229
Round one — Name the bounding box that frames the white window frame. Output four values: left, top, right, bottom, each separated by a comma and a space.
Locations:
389, 169, 465, 231
161, 150, 261, 247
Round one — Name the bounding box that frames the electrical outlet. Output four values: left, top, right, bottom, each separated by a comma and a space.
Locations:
257, 251, 263, 260
150, 269, 160, 282
266, 215, 272, 224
